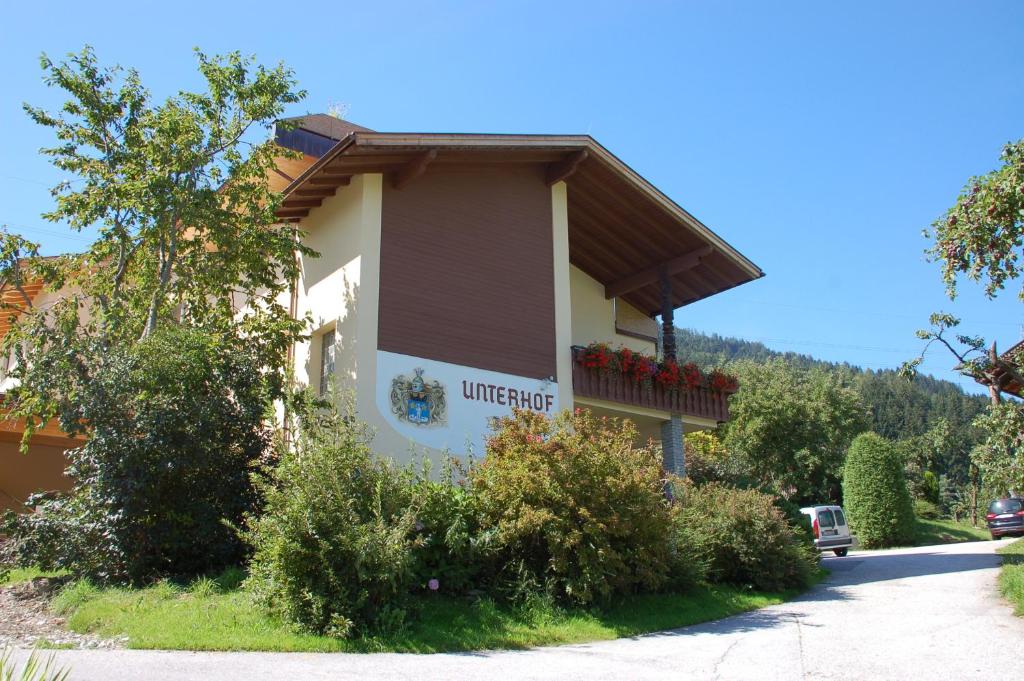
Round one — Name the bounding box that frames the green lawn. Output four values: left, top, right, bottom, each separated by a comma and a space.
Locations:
36, 571, 807, 653
0, 567, 67, 587
847, 517, 991, 552
912, 518, 992, 546
998, 538, 1024, 616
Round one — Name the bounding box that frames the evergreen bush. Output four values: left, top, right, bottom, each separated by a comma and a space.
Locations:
913, 499, 942, 520
843, 432, 917, 548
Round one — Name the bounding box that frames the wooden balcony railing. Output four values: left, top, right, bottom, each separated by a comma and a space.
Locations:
570, 346, 731, 422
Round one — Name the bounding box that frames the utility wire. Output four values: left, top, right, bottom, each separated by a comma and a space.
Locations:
726, 297, 1021, 329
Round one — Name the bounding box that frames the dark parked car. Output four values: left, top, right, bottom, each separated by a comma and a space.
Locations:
986, 498, 1024, 540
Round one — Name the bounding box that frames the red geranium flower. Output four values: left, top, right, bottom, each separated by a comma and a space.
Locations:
708, 370, 739, 393
655, 360, 681, 389
681, 362, 703, 390
632, 356, 657, 383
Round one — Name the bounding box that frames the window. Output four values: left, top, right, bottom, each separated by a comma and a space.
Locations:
989, 499, 1023, 514
834, 508, 847, 526
817, 510, 836, 528
319, 328, 336, 396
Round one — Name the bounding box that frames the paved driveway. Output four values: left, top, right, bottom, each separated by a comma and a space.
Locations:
11, 540, 1024, 680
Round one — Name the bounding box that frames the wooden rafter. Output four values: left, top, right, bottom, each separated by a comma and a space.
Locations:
274, 207, 311, 219
604, 245, 714, 300
280, 198, 324, 209
294, 187, 337, 198
308, 174, 352, 187
392, 149, 437, 189
546, 149, 588, 186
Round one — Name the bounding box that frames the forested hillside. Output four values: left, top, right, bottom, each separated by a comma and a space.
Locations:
676, 327, 990, 512
675, 327, 988, 441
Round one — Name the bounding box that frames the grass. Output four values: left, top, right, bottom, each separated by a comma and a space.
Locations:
998, 538, 1024, 616
46, 570, 808, 653
845, 517, 991, 552
912, 518, 992, 546
0, 567, 68, 587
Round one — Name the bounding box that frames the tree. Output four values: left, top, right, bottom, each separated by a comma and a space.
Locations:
843, 433, 916, 549
3, 326, 274, 582
971, 403, 1024, 497
719, 359, 869, 505
682, 430, 749, 486
0, 47, 311, 582
905, 139, 1024, 404
929, 140, 1024, 301
4, 46, 311, 441
904, 140, 1024, 496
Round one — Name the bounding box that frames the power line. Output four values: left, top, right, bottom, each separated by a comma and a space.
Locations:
0, 221, 93, 244
726, 297, 1021, 329
0, 173, 84, 186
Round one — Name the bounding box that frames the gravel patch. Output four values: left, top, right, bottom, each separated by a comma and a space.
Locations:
0, 578, 124, 650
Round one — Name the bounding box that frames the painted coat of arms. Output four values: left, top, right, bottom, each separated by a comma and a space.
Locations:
390, 368, 447, 426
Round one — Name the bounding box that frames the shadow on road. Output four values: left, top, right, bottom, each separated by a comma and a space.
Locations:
448, 545, 1003, 658
816, 547, 999, 590
621, 546, 1003, 644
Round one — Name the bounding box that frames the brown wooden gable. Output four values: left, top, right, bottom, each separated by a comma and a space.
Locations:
275, 130, 764, 319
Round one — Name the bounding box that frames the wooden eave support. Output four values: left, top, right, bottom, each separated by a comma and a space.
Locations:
281, 198, 323, 209
294, 187, 337, 198
546, 149, 588, 186
392, 149, 437, 189
274, 207, 310, 219
604, 245, 714, 300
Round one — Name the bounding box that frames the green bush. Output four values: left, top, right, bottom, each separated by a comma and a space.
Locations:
843, 432, 917, 548
245, 397, 419, 638
913, 498, 942, 520
2, 326, 273, 583
471, 409, 680, 605
673, 482, 816, 592
408, 459, 483, 595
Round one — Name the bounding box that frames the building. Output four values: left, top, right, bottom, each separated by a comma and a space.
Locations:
0, 115, 763, 510
273, 116, 762, 467
0, 279, 82, 512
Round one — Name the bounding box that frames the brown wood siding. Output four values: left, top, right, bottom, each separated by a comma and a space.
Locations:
379, 166, 556, 379
0, 441, 72, 513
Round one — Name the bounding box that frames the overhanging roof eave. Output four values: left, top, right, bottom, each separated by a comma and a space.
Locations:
279, 132, 764, 282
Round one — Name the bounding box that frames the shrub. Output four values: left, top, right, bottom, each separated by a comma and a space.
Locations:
683, 431, 752, 487
914, 499, 942, 520
674, 482, 816, 592
2, 326, 273, 583
843, 432, 916, 548
408, 458, 483, 595
471, 409, 678, 605
245, 396, 419, 638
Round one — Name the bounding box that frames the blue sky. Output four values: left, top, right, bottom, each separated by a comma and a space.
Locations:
1, 1, 1022, 394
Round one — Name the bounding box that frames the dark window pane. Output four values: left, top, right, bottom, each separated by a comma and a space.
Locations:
817, 510, 836, 528
834, 509, 847, 525
320, 329, 336, 396
989, 499, 1023, 514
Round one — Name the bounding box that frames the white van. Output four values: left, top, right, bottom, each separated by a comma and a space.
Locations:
800, 505, 854, 557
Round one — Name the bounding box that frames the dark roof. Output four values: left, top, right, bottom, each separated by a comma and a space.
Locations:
284, 114, 375, 139
276, 115, 376, 156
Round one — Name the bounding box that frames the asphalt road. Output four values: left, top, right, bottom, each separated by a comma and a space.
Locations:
11, 540, 1024, 680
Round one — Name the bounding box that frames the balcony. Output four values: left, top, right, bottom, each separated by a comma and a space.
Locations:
570, 346, 731, 423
